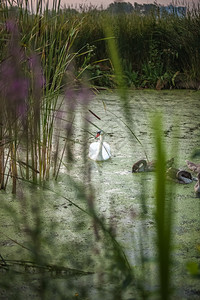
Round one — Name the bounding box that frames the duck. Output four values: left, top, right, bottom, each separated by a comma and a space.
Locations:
166, 167, 193, 184
186, 160, 200, 173
132, 159, 155, 173
194, 173, 200, 196
89, 130, 111, 161
132, 157, 174, 173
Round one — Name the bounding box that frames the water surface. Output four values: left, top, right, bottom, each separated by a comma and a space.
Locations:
0, 90, 200, 299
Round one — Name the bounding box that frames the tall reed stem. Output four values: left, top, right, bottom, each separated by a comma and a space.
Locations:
154, 115, 172, 299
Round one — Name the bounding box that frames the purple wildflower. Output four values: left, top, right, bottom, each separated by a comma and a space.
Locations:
65, 83, 94, 109
65, 87, 78, 111
0, 19, 28, 120
5, 20, 18, 34
6, 19, 25, 61
0, 58, 29, 118
77, 85, 93, 105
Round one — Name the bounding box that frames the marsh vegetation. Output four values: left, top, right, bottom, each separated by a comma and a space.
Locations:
0, 1, 200, 299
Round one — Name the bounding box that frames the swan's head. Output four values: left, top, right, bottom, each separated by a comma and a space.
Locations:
95, 130, 104, 138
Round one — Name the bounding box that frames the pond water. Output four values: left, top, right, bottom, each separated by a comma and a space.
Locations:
0, 90, 200, 299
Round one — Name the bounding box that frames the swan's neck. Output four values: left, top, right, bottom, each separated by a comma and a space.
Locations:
96, 135, 104, 160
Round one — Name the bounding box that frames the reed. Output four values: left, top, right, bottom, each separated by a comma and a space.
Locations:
153, 115, 174, 299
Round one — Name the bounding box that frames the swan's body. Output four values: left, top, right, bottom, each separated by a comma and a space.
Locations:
89, 130, 111, 161
186, 160, 200, 173
132, 158, 174, 173
194, 173, 200, 196
167, 167, 193, 184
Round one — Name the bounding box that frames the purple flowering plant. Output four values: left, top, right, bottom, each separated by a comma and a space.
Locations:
0, 19, 46, 190
0, 20, 29, 119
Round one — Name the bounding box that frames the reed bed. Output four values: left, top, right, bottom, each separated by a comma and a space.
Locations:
0, 0, 90, 190
49, 3, 200, 89
1, 1, 200, 90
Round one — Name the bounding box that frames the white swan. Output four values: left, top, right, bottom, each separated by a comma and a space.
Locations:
89, 130, 111, 161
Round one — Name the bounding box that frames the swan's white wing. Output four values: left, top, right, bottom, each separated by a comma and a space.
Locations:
89, 142, 99, 160
102, 142, 111, 160
89, 141, 111, 161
